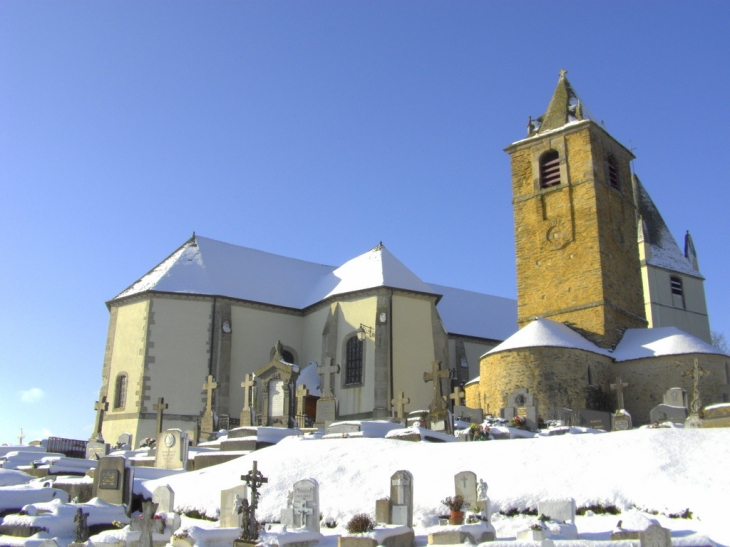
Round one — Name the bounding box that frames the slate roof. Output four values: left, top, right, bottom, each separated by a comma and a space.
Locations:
113, 235, 518, 342
635, 175, 702, 277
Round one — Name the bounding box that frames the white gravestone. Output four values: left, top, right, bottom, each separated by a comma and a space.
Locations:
538, 498, 576, 523
281, 478, 320, 532
389, 470, 413, 528
154, 429, 189, 470
220, 485, 248, 529
454, 471, 477, 511
152, 485, 175, 514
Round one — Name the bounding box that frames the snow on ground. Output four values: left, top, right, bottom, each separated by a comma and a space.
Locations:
140, 427, 730, 545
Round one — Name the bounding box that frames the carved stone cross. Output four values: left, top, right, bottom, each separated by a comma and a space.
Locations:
317, 358, 340, 398
92, 396, 108, 441
240, 373, 255, 409
391, 391, 410, 420
153, 397, 168, 435
683, 358, 710, 415
138, 500, 159, 547
610, 376, 629, 410
423, 360, 449, 412
450, 386, 464, 408
203, 375, 218, 414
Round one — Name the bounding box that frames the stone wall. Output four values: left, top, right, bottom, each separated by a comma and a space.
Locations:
464, 381, 480, 410
479, 346, 613, 418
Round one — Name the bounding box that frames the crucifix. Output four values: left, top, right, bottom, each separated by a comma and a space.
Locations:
203, 375, 218, 415
138, 500, 159, 547
153, 397, 168, 435
292, 499, 313, 528
683, 358, 710, 415
239, 461, 268, 541
423, 360, 450, 413
391, 391, 410, 420
450, 386, 464, 408
610, 376, 629, 411
240, 374, 255, 410
317, 358, 340, 398
91, 396, 109, 441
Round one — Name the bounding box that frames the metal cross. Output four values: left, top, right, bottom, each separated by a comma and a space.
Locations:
450, 386, 464, 408
610, 376, 629, 411
240, 373, 255, 409
153, 397, 168, 435
391, 391, 410, 419
317, 358, 340, 398
240, 460, 268, 541
92, 396, 109, 441
683, 358, 710, 415
203, 375, 218, 414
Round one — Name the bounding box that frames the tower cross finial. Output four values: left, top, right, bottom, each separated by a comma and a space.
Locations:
559, 68, 568, 79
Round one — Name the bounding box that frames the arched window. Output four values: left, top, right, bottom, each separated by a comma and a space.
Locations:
607, 154, 620, 189
282, 350, 295, 364
539, 150, 561, 188
670, 276, 685, 308
345, 336, 363, 386
114, 374, 127, 409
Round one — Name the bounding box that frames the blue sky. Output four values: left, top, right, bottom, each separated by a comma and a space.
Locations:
1, 2, 728, 445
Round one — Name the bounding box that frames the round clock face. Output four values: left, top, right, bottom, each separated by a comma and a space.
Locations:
164, 433, 175, 447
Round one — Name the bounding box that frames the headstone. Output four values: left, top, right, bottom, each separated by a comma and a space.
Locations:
573, 408, 612, 431
389, 470, 413, 528
281, 478, 320, 532
93, 455, 133, 506
538, 499, 576, 524
118, 433, 133, 450
454, 471, 477, 511
152, 485, 175, 514
611, 517, 671, 547
664, 387, 687, 408
85, 440, 110, 460
501, 388, 538, 430
221, 485, 248, 528
611, 410, 632, 431
375, 498, 391, 524
201, 375, 219, 435
650, 404, 689, 425
453, 405, 484, 424
154, 429, 189, 470
240, 373, 256, 427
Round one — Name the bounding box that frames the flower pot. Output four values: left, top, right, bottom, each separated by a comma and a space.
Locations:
449, 510, 464, 525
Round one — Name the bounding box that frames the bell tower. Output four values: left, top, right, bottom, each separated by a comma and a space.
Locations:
504, 70, 647, 348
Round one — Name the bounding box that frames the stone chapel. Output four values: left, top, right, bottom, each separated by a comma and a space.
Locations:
97, 71, 728, 443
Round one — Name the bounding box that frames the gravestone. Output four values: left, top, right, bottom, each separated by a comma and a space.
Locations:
453, 405, 484, 424
454, 471, 477, 511
423, 361, 451, 432
118, 433, 133, 450
664, 387, 687, 408
390, 470, 413, 528
611, 409, 632, 431
501, 388, 537, 430
154, 429, 189, 470
93, 456, 133, 506
280, 478, 320, 532
391, 392, 410, 423
573, 409, 611, 431
538, 499, 575, 524
220, 485, 248, 529
650, 404, 689, 425
152, 485, 175, 514
85, 440, 109, 460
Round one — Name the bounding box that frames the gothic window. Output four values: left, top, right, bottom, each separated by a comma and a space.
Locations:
539, 150, 561, 188
345, 336, 363, 386
670, 276, 685, 308
114, 373, 127, 409
607, 154, 620, 189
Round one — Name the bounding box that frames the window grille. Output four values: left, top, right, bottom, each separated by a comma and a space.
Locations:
539, 150, 561, 188
114, 374, 127, 409
670, 276, 685, 308
607, 155, 620, 189
345, 336, 363, 385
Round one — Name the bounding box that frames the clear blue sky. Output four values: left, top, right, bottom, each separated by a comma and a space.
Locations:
1, 1, 728, 445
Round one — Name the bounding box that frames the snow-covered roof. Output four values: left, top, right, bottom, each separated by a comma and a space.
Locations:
635, 176, 701, 277
113, 235, 517, 342
612, 327, 725, 362
484, 318, 611, 357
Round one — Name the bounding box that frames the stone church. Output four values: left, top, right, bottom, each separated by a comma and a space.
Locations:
466, 71, 727, 426
97, 71, 727, 444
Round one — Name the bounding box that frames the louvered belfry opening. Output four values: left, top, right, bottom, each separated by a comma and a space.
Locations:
607, 155, 619, 189
540, 150, 561, 188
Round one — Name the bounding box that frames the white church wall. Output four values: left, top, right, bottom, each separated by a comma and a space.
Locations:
103, 299, 151, 445
228, 304, 303, 418
335, 297, 378, 416
301, 304, 332, 370
392, 294, 436, 412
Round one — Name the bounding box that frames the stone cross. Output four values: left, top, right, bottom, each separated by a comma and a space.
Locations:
239, 460, 268, 541
423, 360, 450, 412
203, 375, 218, 414
138, 500, 159, 547
317, 358, 340, 398
153, 397, 168, 435
610, 376, 629, 410
450, 386, 464, 408
296, 384, 309, 426
683, 358, 710, 415
391, 391, 410, 420
240, 374, 255, 409
92, 396, 109, 441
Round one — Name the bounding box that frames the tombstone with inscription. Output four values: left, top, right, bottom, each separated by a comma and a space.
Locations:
280, 478, 320, 532
316, 358, 340, 426
501, 388, 537, 430
93, 456, 133, 507
650, 387, 689, 425
85, 440, 109, 460
611, 409, 632, 431
254, 342, 300, 428
454, 471, 477, 511
390, 470, 414, 528
152, 485, 175, 514
221, 485, 248, 529
154, 429, 189, 470
453, 406, 484, 425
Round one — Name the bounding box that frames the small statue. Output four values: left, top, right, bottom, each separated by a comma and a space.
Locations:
74, 508, 90, 543
477, 479, 488, 500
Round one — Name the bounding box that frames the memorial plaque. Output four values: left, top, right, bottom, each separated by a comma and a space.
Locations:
517, 407, 527, 418
99, 469, 120, 490
268, 380, 285, 417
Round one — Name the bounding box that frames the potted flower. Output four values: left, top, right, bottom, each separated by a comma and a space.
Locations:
441, 495, 466, 525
